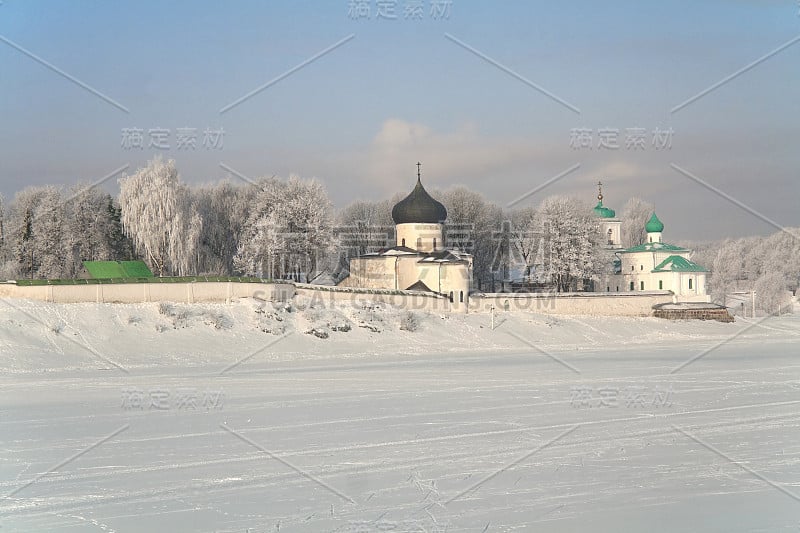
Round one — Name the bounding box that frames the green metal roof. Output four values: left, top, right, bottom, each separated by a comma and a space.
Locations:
593, 201, 616, 218
619, 241, 687, 254
652, 255, 708, 273
645, 212, 664, 233
83, 260, 153, 279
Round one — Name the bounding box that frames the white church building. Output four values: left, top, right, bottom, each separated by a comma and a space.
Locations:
337, 167, 473, 311
593, 184, 709, 300
616, 212, 708, 298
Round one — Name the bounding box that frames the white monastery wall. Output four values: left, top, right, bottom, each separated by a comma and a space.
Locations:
469, 291, 676, 317
1, 282, 691, 316
0, 281, 295, 304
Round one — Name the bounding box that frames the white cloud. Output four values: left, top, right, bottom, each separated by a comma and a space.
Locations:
348, 118, 558, 195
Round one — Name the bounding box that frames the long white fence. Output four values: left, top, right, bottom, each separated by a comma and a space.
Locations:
0, 281, 676, 316
0, 281, 295, 304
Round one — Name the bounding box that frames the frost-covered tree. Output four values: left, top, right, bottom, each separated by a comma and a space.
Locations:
437, 187, 502, 287
118, 158, 200, 276
537, 195, 606, 292
336, 199, 394, 256
235, 175, 333, 280
62, 185, 125, 277
33, 187, 67, 279
193, 180, 251, 275
8, 188, 40, 278
507, 206, 539, 280
621, 197, 654, 248
753, 272, 791, 315
0, 193, 11, 278
4, 186, 67, 278
277, 176, 333, 280
171, 208, 203, 277
706, 229, 800, 308
757, 230, 800, 295
234, 178, 284, 278
710, 239, 744, 305
3, 183, 134, 279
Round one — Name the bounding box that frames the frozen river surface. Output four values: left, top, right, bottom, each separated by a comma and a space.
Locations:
1, 306, 799, 532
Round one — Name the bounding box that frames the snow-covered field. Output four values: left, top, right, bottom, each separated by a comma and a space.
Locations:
1, 298, 799, 532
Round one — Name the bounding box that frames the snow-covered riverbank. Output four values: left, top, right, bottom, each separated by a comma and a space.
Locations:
1, 296, 793, 374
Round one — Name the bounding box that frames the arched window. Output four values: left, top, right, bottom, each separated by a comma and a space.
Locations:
459, 291, 464, 303
630, 281, 634, 291
640, 281, 645, 290
401, 238, 405, 247
688, 278, 693, 289
449, 291, 453, 303
659, 280, 663, 290
433, 238, 437, 250
416, 237, 422, 250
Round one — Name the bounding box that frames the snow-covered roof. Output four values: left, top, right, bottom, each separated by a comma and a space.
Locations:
354, 247, 470, 263
416, 250, 470, 263
380, 246, 419, 256
651, 255, 708, 273
358, 246, 418, 258
405, 280, 433, 292
619, 241, 687, 254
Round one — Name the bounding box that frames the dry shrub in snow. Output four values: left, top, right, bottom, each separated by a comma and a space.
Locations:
399, 311, 420, 332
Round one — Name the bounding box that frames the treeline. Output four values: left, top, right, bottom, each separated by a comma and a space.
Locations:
0, 185, 134, 279
4, 158, 794, 301
706, 231, 800, 313
0, 159, 619, 291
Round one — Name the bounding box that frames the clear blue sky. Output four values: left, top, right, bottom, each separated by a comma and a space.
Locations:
1, 0, 798, 240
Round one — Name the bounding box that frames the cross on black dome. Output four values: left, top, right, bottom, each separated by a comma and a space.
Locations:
391, 163, 448, 224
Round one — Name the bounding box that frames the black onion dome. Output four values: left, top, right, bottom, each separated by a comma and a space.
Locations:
391, 177, 448, 224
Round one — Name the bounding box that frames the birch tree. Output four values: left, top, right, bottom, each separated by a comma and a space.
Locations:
118, 158, 200, 276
